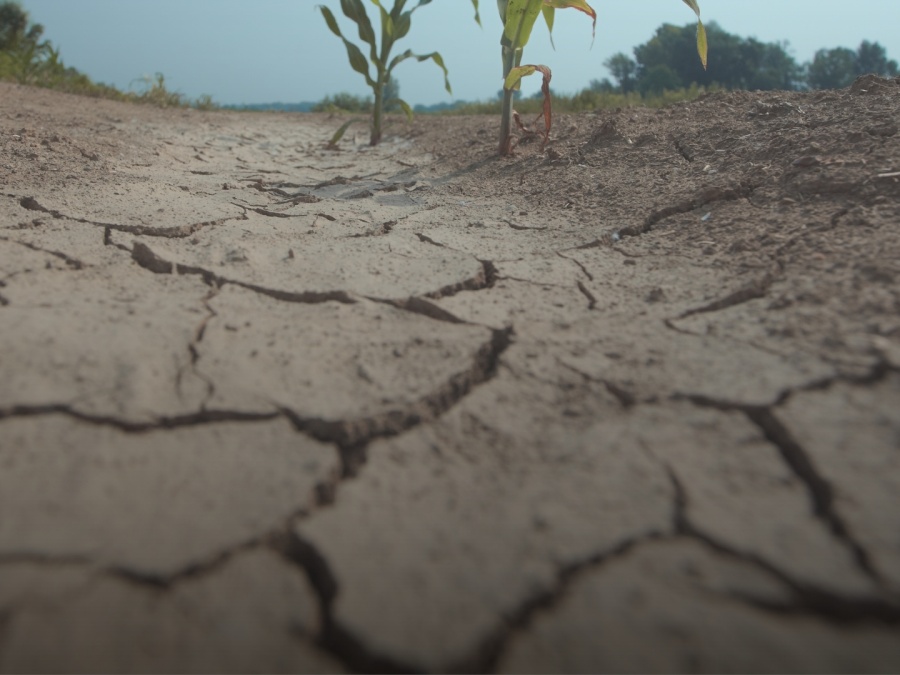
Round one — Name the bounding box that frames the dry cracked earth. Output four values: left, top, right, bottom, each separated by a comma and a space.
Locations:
1, 76, 899, 672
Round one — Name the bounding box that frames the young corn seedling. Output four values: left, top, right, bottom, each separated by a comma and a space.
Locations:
318, 0, 481, 146
483, 0, 708, 156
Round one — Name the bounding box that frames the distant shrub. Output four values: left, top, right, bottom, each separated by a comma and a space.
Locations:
444, 83, 716, 115
311, 92, 374, 114
128, 73, 186, 108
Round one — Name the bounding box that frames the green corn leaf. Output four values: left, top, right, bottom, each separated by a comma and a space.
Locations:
388, 48, 452, 94
502, 0, 544, 50
340, 0, 379, 63
503, 0, 595, 50
470, 0, 481, 25
318, 5, 377, 87
340, 0, 376, 43
318, 6, 344, 39
540, 6, 556, 50
327, 118, 362, 149
542, 6, 554, 36
321, 0, 479, 147
371, 0, 395, 40
393, 9, 413, 40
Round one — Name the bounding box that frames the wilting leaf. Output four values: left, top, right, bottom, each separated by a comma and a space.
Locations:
388, 49, 452, 94
494, 0, 705, 156
505, 64, 552, 145
542, 0, 596, 36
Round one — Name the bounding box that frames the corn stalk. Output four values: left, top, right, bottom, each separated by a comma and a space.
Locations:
478, 0, 708, 156
319, 0, 481, 146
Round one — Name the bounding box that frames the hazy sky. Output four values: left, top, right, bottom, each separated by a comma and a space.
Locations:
15, 0, 900, 106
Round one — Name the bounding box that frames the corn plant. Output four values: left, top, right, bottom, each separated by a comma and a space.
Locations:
319, 0, 481, 146
479, 0, 708, 155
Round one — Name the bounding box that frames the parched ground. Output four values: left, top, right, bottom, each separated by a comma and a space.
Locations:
0, 77, 899, 673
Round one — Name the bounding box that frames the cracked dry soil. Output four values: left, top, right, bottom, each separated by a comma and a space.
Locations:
0, 76, 899, 673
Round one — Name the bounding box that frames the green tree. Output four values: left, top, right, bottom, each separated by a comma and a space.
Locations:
0, 1, 57, 85
854, 40, 898, 77
805, 41, 898, 90
807, 46, 857, 89
633, 23, 696, 91
638, 64, 682, 95
605, 52, 638, 93
632, 22, 801, 92
588, 77, 616, 93
751, 39, 804, 90
0, 1, 41, 51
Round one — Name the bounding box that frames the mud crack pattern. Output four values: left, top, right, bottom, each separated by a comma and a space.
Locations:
1, 78, 900, 672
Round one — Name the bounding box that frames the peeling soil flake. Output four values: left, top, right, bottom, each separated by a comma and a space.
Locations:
1, 78, 900, 672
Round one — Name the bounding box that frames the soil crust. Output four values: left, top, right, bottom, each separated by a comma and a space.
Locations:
1, 77, 899, 673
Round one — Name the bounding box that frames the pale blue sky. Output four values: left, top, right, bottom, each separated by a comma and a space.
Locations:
15, 0, 900, 105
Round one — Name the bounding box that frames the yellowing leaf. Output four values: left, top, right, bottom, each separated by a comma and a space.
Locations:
696, 19, 708, 69
501, 64, 552, 154
542, 0, 596, 35
681, 0, 701, 15
680, 0, 707, 69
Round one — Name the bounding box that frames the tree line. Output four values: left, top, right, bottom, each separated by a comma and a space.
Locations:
3, 1, 897, 110
595, 21, 898, 95
0, 1, 214, 107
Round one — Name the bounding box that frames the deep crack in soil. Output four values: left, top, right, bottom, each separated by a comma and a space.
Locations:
2, 78, 900, 673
